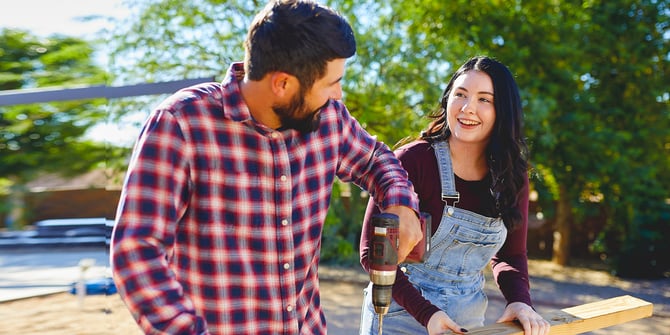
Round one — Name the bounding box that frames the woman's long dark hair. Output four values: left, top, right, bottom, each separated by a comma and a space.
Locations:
421, 56, 528, 231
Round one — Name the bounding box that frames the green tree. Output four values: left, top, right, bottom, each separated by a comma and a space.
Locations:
0, 29, 110, 227
108, 0, 255, 84
575, 1, 670, 277
107, 0, 432, 144
378, 0, 669, 274
106, 0, 670, 274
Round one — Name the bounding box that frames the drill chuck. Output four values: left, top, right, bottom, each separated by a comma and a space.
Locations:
371, 284, 393, 315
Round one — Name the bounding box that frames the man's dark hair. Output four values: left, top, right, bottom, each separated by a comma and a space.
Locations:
244, 0, 356, 88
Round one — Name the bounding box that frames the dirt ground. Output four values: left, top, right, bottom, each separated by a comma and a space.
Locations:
0, 259, 668, 335
0, 280, 365, 335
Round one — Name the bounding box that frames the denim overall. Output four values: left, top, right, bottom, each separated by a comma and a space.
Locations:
359, 140, 507, 334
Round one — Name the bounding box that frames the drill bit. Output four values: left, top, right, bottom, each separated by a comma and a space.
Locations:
378, 313, 383, 335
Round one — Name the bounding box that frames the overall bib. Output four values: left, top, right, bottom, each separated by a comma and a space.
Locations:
360, 140, 508, 334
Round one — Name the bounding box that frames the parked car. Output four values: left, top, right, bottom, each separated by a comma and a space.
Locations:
0, 218, 113, 249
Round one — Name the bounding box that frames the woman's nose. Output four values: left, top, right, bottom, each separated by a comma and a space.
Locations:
461, 100, 475, 114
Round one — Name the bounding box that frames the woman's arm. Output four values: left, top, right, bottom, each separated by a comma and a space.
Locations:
491, 175, 532, 306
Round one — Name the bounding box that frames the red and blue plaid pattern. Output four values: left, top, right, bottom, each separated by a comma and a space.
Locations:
111, 63, 418, 335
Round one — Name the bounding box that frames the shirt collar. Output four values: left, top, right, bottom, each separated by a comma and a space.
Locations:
220, 62, 253, 123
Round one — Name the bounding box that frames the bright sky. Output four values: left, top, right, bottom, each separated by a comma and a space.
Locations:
0, 0, 138, 146
0, 0, 128, 38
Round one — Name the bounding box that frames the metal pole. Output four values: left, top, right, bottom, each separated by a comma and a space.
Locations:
0, 77, 215, 106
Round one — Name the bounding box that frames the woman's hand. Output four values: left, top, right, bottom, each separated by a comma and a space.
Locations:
496, 302, 550, 335
426, 310, 468, 335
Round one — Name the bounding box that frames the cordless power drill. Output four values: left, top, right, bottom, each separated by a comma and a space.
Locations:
368, 212, 431, 335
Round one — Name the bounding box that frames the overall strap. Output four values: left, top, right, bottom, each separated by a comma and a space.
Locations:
431, 140, 460, 214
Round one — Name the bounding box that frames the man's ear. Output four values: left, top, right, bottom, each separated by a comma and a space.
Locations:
270, 72, 297, 97
270, 72, 290, 97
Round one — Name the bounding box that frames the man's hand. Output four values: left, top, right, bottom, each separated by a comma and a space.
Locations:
383, 205, 421, 263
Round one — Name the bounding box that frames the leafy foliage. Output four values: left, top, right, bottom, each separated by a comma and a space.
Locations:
0, 29, 110, 226
378, 0, 669, 276
105, 0, 670, 275
321, 181, 368, 265
109, 0, 256, 84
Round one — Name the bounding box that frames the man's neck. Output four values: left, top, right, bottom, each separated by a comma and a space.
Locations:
240, 77, 281, 129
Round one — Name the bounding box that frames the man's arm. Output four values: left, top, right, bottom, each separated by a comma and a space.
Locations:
331, 101, 421, 262
111, 108, 207, 334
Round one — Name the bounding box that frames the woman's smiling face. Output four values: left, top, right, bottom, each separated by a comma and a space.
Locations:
445, 69, 496, 145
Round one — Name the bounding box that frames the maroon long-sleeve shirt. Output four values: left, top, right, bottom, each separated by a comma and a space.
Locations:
360, 140, 532, 327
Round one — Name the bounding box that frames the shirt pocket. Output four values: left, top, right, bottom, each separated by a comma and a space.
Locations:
196, 165, 268, 229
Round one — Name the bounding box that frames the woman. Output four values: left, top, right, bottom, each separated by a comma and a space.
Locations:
359, 56, 550, 335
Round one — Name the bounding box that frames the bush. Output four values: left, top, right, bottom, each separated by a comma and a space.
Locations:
597, 201, 670, 279
320, 181, 367, 266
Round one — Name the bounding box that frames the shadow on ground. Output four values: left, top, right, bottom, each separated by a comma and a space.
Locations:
319, 259, 670, 335
1, 248, 667, 335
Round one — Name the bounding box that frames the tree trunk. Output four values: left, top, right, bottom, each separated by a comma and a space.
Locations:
6, 180, 27, 230
552, 186, 571, 266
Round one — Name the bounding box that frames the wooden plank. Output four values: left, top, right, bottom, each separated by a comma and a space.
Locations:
465, 295, 653, 335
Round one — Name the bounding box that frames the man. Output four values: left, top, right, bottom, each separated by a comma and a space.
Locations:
111, 1, 421, 334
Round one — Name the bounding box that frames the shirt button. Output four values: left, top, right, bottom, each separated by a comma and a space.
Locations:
280, 175, 287, 182
286, 305, 293, 312
283, 263, 290, 270
271, 132, 279, 139
281, 219, 289, 226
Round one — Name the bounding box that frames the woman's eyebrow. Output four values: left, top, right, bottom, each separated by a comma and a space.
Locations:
456, 86, 494, 96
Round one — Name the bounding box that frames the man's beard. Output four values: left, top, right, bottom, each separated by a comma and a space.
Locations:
273, 92, 325, 134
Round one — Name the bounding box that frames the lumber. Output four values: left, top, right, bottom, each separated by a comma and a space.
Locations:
465, 295, 653, 335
